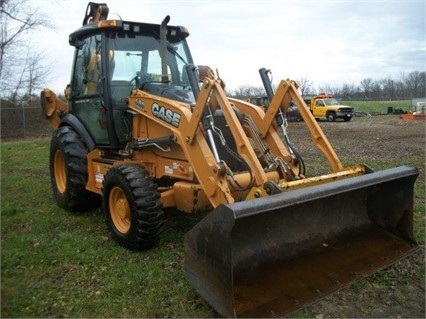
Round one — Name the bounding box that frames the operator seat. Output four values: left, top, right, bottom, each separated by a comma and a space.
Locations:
109, 80, 133, 146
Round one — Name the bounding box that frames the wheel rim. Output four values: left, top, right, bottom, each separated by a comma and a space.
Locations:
109, 186, 131, 234
54, 150, 67, 194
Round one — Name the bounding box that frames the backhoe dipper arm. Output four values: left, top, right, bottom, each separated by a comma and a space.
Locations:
82, 2, 109, 25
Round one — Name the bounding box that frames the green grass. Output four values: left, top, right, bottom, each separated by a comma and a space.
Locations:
341, 99, 412, 113
1, 139, 214, 318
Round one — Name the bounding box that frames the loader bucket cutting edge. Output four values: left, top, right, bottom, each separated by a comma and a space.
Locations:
184, 165, 419, 318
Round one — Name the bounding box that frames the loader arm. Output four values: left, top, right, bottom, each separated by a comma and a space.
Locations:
182, 69, 270, 187
256, 79, 343, 173
287, 80, 343, 172
200, 76, 271, 186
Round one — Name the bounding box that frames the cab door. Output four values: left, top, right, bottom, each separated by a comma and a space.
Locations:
312, 99, 326, 117
69, 33, 110, 146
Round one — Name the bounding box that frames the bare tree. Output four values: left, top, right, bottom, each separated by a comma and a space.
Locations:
380, 77, 396, 101
231, 85, 265, 100
26, 49, 50, 105
297, 77, 314, 96
406, 71, 426, 98
317, 84, 341, 96
0, 0, 51, 100
340, 83, 358, 99
394, 80, 406, 100
359, 78, 374, 99
370, 81, 382, 100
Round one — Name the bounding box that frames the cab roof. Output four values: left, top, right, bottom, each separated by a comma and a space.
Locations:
69, 19, 190, 46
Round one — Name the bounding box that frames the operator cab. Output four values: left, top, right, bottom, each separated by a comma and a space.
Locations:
67, 19, 194, 149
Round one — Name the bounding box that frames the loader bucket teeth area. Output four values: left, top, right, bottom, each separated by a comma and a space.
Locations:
184, 165, 419, 318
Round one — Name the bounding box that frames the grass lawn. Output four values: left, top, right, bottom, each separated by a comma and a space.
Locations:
341, 99, 412, 113
1, 139, 214, 317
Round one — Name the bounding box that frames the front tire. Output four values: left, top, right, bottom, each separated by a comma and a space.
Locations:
102, 165, 164, 250
326, 112, 336, 122
49, 126, 98, 211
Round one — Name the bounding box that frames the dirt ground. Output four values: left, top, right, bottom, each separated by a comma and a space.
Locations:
287, 115, 425, 318
287, 114, 425, 172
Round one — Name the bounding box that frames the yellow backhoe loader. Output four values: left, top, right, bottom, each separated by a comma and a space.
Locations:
41, 3, 419, 317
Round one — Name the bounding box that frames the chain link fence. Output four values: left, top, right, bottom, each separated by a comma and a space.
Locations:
1, 106, 53, 140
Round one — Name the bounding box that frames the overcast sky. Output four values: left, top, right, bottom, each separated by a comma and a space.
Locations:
28, 0, 425, 93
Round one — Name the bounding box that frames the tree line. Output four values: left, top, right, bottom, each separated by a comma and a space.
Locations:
229, 70, 425, 101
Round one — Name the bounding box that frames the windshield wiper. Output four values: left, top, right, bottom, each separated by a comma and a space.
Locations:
161, 41, 187, 65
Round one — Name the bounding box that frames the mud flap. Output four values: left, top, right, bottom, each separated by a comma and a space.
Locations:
184, 165, 419, 318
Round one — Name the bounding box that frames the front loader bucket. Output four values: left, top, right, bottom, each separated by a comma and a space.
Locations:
184, 165, 419, 318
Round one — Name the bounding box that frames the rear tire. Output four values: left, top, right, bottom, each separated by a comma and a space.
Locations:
102, 165, 164, 250
49, 126, 98, 211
